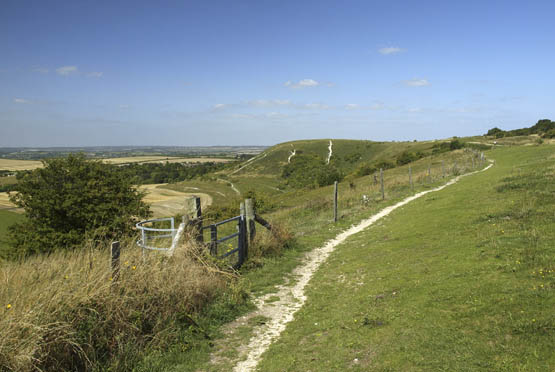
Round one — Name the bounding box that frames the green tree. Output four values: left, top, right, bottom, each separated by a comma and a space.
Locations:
7, 154, 150, 257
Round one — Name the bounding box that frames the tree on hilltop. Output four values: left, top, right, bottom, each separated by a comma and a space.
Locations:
7, 154, 150, 257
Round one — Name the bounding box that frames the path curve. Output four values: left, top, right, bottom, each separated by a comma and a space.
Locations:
231, 162, 494, 372
218, 179, 240, 195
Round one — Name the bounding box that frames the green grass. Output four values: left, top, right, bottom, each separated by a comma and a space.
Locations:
134, 145, 493, 371
0, 210, 24, 258
0, 176, 18, 186
255, 144, 554, 371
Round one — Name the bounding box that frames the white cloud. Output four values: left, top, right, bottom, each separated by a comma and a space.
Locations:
56, 65, 79, 76
284, 79, 320, 89
249, 99, 292, 107
13, 98, 30, 104
404, 78, 430, 87
212, 103, 229, 111
303, 103, 329, 110
32, 67, 49, 74
379, 47, 404, 55
87, 71, 103, 78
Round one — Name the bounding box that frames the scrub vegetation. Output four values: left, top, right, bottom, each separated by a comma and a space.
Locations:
0, 124, 553, 371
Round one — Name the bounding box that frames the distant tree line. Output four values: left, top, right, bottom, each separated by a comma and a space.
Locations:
117, 161, 234, 185
486, 119, 555, 139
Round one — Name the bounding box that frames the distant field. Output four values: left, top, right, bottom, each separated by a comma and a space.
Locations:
0, 159, 43, 171
139, 183, 213, 218
103, 156, 232, 165
0, 176, 18, 186
0, 193, 19, 211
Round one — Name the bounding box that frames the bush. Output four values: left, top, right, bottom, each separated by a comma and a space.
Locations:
7, 154, 150, 257
281, 154, 343, 188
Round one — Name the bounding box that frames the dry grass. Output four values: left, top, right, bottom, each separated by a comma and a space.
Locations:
139, 184, 213, 218
0, 160, 43, 171
0, 193, 20, 212
0, 238, 242, 371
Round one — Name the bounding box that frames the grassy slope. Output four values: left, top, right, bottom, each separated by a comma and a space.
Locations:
255, 144, 554, 371
135, 144, 492, 371
0, 210, 24, 258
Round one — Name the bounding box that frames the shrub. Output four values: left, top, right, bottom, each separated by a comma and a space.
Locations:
281, 154, 343, 188
7, 154, 150, 258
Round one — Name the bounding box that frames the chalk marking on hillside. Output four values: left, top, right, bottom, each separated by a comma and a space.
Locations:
230, 162, 494, 372
230, 153, 268, 175
326, 140, 333, 164
287, 149, 296, 163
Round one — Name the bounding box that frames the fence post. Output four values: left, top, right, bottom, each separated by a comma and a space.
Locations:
472, 156, 475, 169
442, 160, 445, 178
210, 225, 217, 255
380, 168, 384, 200
245, 198, 256, 242
428, 163, 431, 183
409, 165, 413, 191
111, 241, 120, 284
188, 196, 203, 243
333, 181, 338, 222
239, 202, 248, 265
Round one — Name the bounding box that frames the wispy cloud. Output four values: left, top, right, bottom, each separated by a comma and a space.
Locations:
378, 46, 404, 55
284, 79, 320, 89
212, 103, 231, 111
303, 103, 329, 110
404, 78, 430, 87
248, 99, 291, 107
86, 71, 103, 78
345, 103, 360, 110
32, 67, 49, 74
56, 65, 79, 76
13, 98, 30, 104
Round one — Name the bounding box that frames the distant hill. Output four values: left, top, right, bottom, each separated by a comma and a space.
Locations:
226, 138, 467, 189
486, 119, 555, 139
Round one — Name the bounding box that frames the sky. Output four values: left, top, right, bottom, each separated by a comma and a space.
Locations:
1, 0, 555, 147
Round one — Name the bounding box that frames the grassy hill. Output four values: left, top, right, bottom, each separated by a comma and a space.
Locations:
226, 138, 448, 177
1, 134, 552, 371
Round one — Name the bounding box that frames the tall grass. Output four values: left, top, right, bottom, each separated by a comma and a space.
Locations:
0, 237, 246, 371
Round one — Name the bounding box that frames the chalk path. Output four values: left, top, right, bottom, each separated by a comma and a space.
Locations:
221, 163, 494, 372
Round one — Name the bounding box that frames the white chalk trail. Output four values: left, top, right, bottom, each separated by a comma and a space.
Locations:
326, 140, 333, 164
287, 149, 296, 164
232, 162, 494, 372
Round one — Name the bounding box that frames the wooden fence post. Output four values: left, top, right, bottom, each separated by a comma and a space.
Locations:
111, 241, 120, 283
428, 164, 431, 182
409, 165, 413, 191
245, 198, 256, 241
187, 196, 203, 243
380, 168, 384, 200
333, 181, 338, 222
210, 225, 217, 255
239, 202, 248, 264
442, 160, 445, 178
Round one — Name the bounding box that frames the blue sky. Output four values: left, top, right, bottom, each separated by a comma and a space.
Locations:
1, 0, 555, 147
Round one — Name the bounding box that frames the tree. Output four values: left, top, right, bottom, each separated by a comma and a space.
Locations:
7, 154, 150, 257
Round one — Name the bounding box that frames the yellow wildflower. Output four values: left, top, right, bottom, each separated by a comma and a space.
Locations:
5, 304, 11, 309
